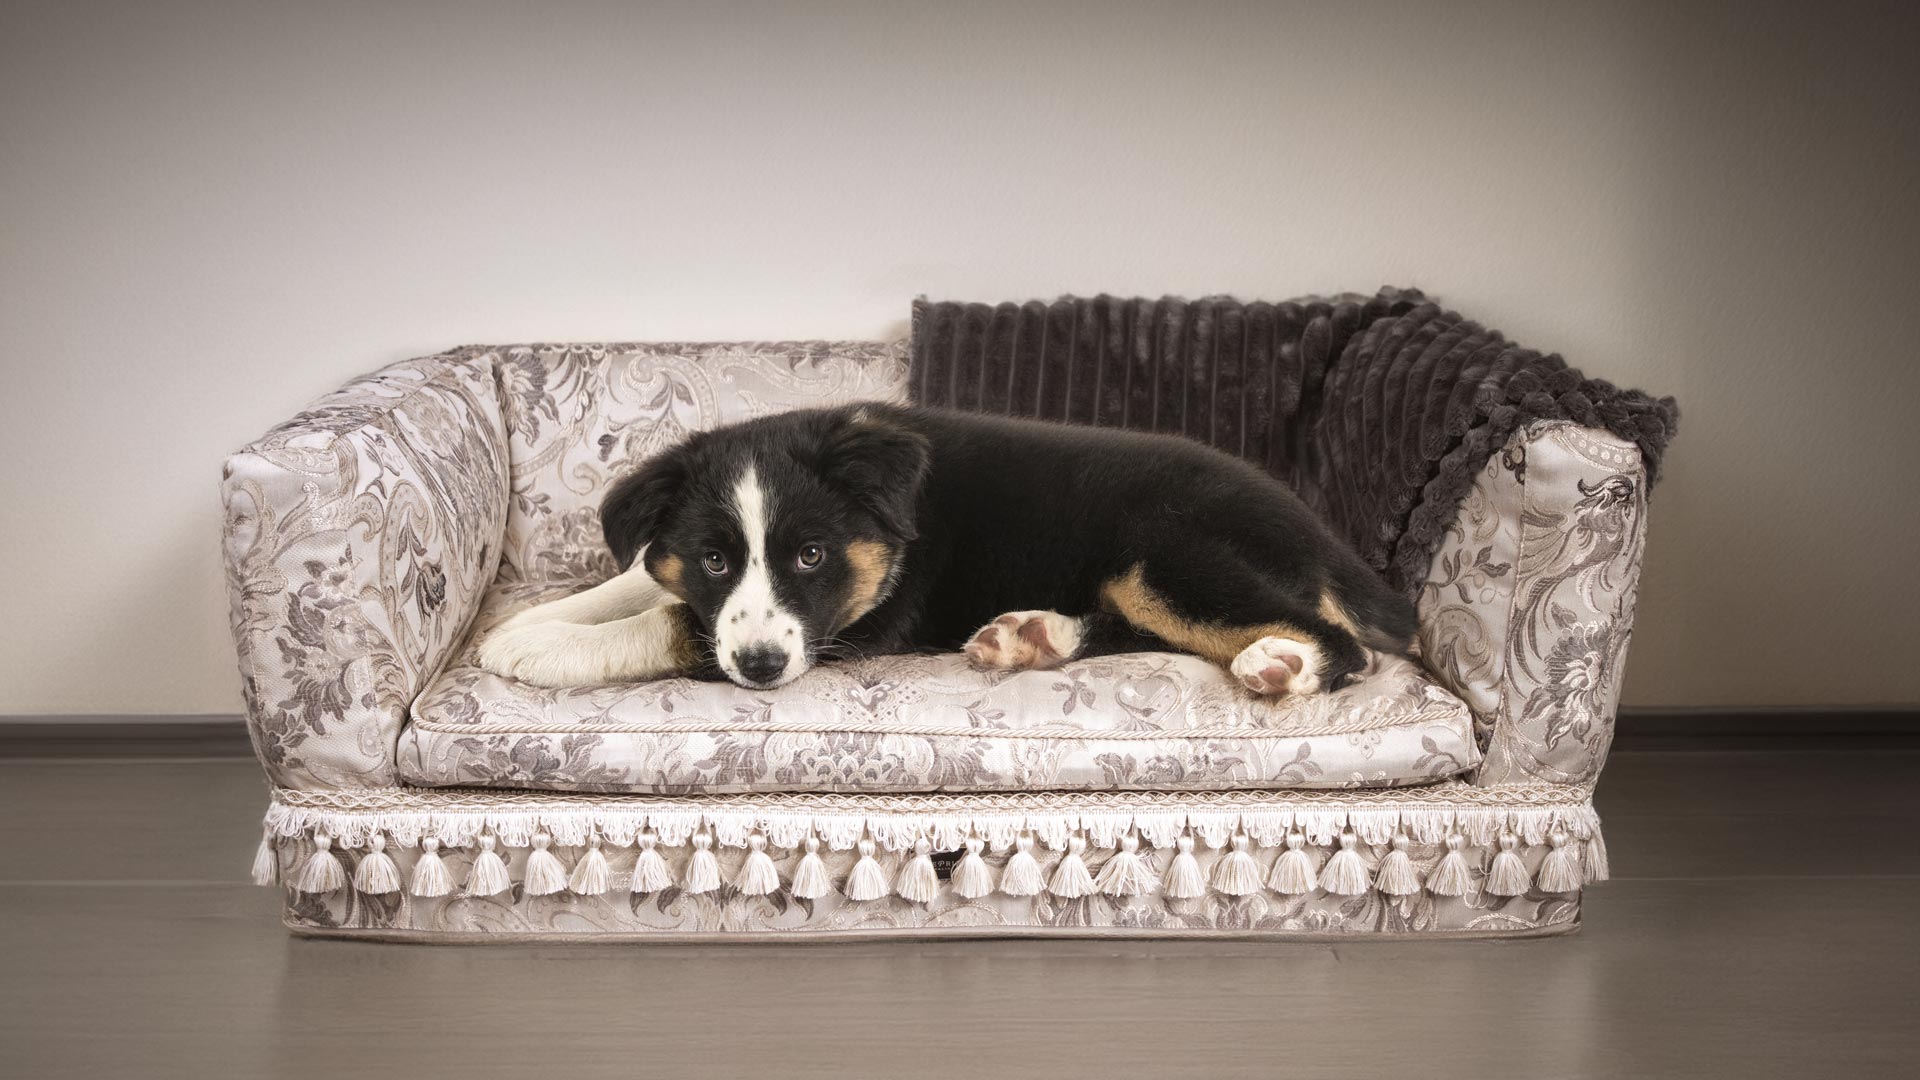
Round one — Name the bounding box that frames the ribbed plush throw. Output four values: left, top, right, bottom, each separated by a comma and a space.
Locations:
908, 289, 1678, 596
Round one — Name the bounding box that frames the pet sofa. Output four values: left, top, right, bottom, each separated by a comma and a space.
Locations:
225, 302, 1662, 940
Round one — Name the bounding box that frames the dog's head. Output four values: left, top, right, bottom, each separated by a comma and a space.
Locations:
600, 406, 930, 689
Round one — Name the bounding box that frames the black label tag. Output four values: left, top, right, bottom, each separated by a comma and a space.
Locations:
929, 848, 964, 880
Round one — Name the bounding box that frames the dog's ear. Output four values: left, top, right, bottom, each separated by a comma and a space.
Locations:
600, 449, 688, 570
821, 410, 931, 541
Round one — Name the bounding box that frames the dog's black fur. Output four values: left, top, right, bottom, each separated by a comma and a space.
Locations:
602, 403, 1416, 691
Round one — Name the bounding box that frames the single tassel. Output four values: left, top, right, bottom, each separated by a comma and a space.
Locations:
1487, 833, 1531, 896
1426, 835, 1473, 897
292, 832, 347, 894
466, 834, 511, 897
683, 832, 721, 894
736, 833, 781, 896
1094, 833, 1157, 898
1212, 833, 1265, 896
1537, 830, 1583, 893
846, 838, 890, 901
1582, 831, 1610, 883
1374, 834, 1422, 896
950, 836, 995, 899
352, 832, 403, 895
630, 832, 674, 894
1320, 831, 1372, 896
1269, 832, 1318, 895
251, 827, 278, 887
410, 837, 455, 898
896, 840, 941, 902
523, 833, 569, 896
998, 835, 1043, 897
1163, 835, 1206, 899
1047, 835, 1096, 898
568, 833, 612, 896
790, 837, 833, 899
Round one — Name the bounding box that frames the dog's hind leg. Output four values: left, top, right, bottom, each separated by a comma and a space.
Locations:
497, 561, 669, 631
1098, 554, 1370, 696
477, 602, 705, 688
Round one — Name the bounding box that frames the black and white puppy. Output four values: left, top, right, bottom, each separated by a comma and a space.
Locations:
478, 404, 1416, 695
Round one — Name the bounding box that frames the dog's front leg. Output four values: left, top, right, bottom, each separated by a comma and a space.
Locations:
477, 602, 703, 687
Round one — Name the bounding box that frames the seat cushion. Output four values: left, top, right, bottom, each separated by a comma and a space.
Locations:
399, 581, 1481, 795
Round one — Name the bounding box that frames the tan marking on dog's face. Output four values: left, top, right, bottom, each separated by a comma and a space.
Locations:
651, 553, 690, 602
1100, 563, 1314, 665
1318, 588, 1361, 638
664, 602, 707, 670
839, 539, 897, 628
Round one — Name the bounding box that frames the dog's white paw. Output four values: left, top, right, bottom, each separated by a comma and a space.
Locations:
964, 610, 1083, 671
476, 623, 571, 687
1230, 636, 1324, 697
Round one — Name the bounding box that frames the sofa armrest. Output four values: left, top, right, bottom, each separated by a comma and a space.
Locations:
1414, 421, 1649, 787
221, 349, 509, 789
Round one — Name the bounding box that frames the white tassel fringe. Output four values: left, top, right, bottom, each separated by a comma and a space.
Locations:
1537, 830, 1583, 893
1426, 835, 1472, 897
292, 832, 347, 894
1212, 833, 1264, 896
351, 832, 403, 895
790, 837, 833, 899
736, 833, 781, 896
251, 828, 278, 887
1164, 835, 1206, 899
1583, 831, 1610, 883
896, 841, 941, 902
999, 835, 1043, 897
631, 832, 674, 894
466, 834, 511, 896
1320, 831, 1371, 896
951, 837, 995, 899
1094, 833, 1156, 897
410, 837, 455, 898
523, 833, 568, 896
846, 838, 890, 901
1047, 835, 1096, 898
1374, 834, 1422, 896
683, 833, 721, 894
1487, 833, 1532, 896
1269, 832, 1317, 895
568, 834, 612, 896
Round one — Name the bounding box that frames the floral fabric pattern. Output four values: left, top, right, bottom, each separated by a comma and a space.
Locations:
399, 581, 1479, 795
1416, 421, 1648, 787
490, 341, 910, 584
223, 350, 509, 789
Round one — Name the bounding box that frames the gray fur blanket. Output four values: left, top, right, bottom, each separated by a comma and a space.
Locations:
907, 289, 1678, 596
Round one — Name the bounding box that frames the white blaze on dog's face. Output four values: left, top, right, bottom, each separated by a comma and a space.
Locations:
604, 406, 932, 691
713, 464, 808, 689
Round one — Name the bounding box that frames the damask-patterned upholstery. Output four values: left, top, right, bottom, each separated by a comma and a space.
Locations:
401, 580, 1479, 794
224, 338, 1652, 940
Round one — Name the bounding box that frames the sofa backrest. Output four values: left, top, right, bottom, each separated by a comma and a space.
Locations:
486, 341, 909, 584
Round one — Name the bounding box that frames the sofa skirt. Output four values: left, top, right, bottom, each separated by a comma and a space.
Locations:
259, 783, 1603, 940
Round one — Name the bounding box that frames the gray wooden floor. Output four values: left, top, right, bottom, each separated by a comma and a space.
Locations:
3, 746, 1917, 1079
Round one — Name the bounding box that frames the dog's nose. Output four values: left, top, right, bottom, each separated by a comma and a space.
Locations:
732, 644, 790, 687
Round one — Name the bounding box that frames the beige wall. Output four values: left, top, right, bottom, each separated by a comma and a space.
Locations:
3, 0, 1915, 715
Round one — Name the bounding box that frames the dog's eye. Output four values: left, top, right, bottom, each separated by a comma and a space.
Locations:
702, 551, 729, 576
796, 544, 824, 570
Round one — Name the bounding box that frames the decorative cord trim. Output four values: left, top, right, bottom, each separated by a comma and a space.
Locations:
408, 709, 1469, 740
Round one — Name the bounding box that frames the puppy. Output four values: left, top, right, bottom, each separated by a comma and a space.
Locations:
478, 404, 1416, 695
